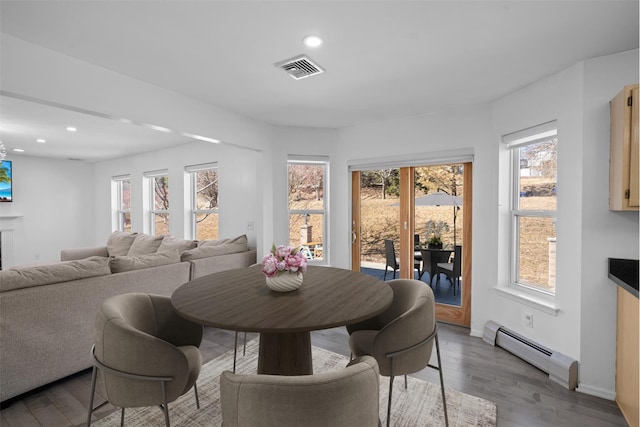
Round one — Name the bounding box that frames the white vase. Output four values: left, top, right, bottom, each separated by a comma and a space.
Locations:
265, 273, 304, 292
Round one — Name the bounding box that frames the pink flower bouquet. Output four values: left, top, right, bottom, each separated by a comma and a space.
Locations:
261, 244, 308, 278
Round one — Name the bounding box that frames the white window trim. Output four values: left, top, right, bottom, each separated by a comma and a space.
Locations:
503, 121, 558, 298
187, 163, 219, 240
112, 175, 130, 232
288, 156, 329, 265
145, 169, 169, 235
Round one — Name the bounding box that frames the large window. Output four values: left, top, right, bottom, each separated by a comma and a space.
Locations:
187, 163, 219, 240
145, 170, 170, 236
113, 175, 131, 232
504, 121, 557, 295
288, 157, 328, 263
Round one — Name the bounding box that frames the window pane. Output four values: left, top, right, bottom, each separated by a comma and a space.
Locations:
288, 164, 324, 210
518, 139, 557, 210
121, 212, 131, 233
196, 213, 219, 240
289, 213, 324, 261
120, 180, 131, 210
517, 216, 556, 292
154, 213, 169, 236
195, 170, 218, 210
154, 176, 169, 210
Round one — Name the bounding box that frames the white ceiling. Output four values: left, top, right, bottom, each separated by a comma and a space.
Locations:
0, 0, 638, 161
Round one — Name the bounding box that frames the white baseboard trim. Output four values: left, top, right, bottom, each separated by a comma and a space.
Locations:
470, 328, 484, 338
576, 383, 616, 401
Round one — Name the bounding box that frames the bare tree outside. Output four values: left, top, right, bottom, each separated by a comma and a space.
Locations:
194, 169, 219, 240
288, 163, 325, 260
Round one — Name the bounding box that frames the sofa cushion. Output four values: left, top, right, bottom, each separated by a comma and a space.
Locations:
109, 250, 181, 273
0, 256, 111, 292
127, 233, 165, 256
197, 234, 247, 248
182, 235, 248, 261
157, 235, 197, 254
107, 231, 138, 256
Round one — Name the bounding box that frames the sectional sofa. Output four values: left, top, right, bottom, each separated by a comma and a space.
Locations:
0, 232, 256, 402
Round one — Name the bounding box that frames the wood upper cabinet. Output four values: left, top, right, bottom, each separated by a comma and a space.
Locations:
610, 84, 639, 211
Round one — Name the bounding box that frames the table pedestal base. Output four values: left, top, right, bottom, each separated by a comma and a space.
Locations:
258, 332, 313, 375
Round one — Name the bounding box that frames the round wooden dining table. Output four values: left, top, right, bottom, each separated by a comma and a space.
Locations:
171, 264, 393, 376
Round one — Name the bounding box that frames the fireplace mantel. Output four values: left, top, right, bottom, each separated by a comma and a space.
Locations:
0, 215, 22, 268
0, 215, 23, 230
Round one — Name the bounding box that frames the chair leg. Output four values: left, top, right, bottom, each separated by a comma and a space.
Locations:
387, 358, 394, 427
243, 332, 247, 356
233, 331, 239, 373
161, 381, 170, 427
435, 332, 449, 427
194, 383, 200, 409
86, 366, 98, 427
120, 408, 125, 427
387, 375, 394, 427
404, 374, 408, 389
383, 268, 387, 281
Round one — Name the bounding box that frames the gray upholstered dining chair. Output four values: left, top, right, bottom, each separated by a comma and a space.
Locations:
347, 279, 448, 427
220, 356, 381, 427
86, 293, 203, 427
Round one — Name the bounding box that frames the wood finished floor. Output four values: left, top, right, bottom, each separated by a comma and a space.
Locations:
1, 323, 627, 427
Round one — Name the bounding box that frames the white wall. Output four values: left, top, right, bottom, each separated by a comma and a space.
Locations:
93, 141, 261, 249
334, 105, 496, 338
491, 49, 638, 399
0, 156, 95, 266
491, 62, 585, 363
578, 50, 639, 398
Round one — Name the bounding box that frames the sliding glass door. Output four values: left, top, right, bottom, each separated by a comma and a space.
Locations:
351, 162, 472, 326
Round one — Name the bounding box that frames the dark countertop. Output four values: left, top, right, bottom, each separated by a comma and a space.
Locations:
609, 258, 639, 298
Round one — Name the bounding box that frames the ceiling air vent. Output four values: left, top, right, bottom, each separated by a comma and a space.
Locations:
274, 55, 325, 80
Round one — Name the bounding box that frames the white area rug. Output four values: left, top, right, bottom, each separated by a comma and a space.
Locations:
94, 339, 496, 426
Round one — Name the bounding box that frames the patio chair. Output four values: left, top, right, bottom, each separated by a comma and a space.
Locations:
437, 245, 462, 295
384, 239, 420, 280
419, 249, 453, 286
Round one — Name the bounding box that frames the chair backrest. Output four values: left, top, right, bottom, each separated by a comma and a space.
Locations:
452, 245, 462, 276
94, 293, 203, 407
384, 239, 398, 269
220, 356, 380, 427
414, 234, 420, 247
371, 279, 436, 376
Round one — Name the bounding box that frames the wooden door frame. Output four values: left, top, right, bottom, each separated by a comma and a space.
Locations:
351, 171, 361, 272
434, 162, 472, 325
350, 162, 472, 327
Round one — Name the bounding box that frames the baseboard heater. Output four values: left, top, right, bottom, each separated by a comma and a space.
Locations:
483, 321, 578, 390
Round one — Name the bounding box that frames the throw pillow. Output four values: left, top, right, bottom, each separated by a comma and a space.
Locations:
0, 256, 111, 292
127, 233, 165, 256
109, 250, 181, 273
107, 231, 138, 256
157, 235, 197, 254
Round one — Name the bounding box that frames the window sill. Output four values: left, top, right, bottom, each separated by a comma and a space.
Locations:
493, 286, 559, 316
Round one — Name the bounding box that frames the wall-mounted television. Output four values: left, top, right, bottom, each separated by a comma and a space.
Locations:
0, 160, 12, 202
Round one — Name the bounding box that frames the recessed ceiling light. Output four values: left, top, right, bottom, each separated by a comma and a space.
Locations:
13, 148, 24, 152
66, 126, 77, 132
37, 139, 46, 143
303, 35, 323, 48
